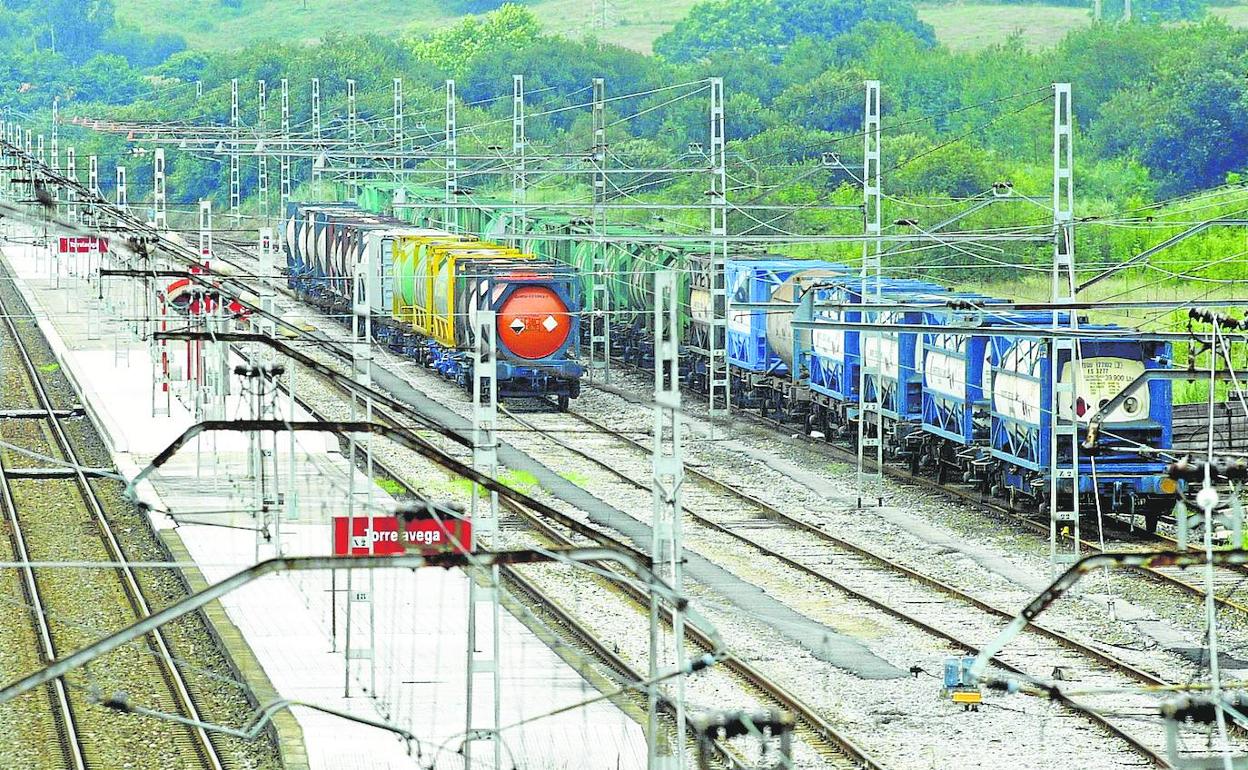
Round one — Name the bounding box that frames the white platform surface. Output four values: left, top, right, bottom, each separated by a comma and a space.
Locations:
2, 233, 645, 770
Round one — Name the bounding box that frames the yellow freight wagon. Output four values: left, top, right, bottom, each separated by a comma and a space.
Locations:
421, 245, 529, 346
392, 231, 476, 327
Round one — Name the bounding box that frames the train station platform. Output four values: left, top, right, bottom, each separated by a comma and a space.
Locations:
0, 232, 645, 770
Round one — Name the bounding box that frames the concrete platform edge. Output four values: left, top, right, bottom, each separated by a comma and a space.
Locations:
161, 529, 311, 770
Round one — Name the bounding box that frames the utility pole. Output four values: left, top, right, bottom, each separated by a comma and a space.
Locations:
343, 222, 377, 698
708, 77, 729, 425
464, 304, 501, 770
856, 80, 884, 506
1049, 82, 1079, 568
258, 80, 268, 222
649, 269, 685, 770
311, 77, 321, 184
280, 79, 290, 215
444, 79, 457, 233
589, 77, 610, 382
153, 148, 167, 231
512, 74, 526, 242
230, 78, 240, 219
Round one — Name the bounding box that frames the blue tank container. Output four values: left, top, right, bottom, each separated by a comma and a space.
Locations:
988, 324, 1173, 504
726, 258, 845, 374
806, 277, 947, 422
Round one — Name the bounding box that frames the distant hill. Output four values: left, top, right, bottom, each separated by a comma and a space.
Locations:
115, 0, 1248, 54
113, 0, 702, 53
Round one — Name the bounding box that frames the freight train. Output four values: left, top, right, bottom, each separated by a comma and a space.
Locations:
282, 201, 584, 408
290, 182, 1179, 527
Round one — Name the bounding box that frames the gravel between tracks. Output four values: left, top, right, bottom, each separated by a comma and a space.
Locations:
0, 261, 285, 770
267, 296, 1169, 769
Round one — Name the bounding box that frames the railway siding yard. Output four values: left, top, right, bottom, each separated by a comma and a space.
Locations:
0, 16, 1247, 762
233, 267, 1248, 768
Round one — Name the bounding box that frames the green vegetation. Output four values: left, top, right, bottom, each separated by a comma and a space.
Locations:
374, 477, 408, 496
918, 4, 1092, 50
111, 0, 703, 53
3, 0, 1246, 396
653, 0, 935, 61
558, 470, 591, 487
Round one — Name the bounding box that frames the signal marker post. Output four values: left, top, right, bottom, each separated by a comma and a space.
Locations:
465, 306, 501, 770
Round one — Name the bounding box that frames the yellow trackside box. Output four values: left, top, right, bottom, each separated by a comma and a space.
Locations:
392, 231, 475, 328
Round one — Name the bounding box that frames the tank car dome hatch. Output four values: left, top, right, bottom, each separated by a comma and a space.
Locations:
497, 285, 571, 360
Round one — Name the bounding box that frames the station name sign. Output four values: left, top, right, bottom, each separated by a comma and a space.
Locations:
58, 236, 109, 254
331, 515, 472, 556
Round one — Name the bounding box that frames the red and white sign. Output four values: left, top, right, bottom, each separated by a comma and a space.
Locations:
58, 236, 108, 254
332, 516, 473, 556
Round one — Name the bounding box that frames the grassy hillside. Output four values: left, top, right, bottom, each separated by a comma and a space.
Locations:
115, 0, 1248, 54
919, 4, 1091, 49
115, 0, 700, 53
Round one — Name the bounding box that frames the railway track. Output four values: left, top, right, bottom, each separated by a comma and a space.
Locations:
494, 400, 1201, 767
213, 238, 1210, 766
0, 275, 226, 770
267, 348, 884, 770
597, 372, 1248, 628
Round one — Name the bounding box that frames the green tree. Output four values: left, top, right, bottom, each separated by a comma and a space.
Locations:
654, 0, 933, 63
410, 4, 542, 76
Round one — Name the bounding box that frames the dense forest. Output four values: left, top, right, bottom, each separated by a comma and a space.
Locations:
5, 0, 1248, 286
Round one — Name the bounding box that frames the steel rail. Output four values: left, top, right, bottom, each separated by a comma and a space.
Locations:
502, 403, 1173, 766
0, 441, 86, 770
257, 338, 884, 770
0, 277, 226, 770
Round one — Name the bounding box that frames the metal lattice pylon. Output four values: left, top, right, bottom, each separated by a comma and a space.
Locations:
589, 77, 611, 382
347, 79, 358, 199
392, 77, 404, 187
649, 270, 686, 769
856, 80, 884, 502
444, 79, 457, 232
65, 146, 76, 223
1050, 82, 1080, 566
708, 77, 730, 423
465, 306, 501, 770
257, 80, 268, 222
311, 78, 321, 183
512, 74, 526, 243
153, 148, 166, 230
230, 79, 240, 219
280, 79, 291, 211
